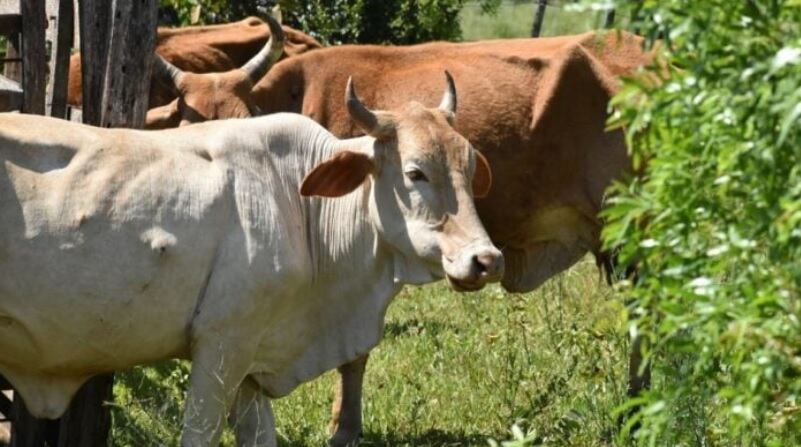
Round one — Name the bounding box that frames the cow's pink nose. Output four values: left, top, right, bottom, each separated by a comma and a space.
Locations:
471, 249, 504, 281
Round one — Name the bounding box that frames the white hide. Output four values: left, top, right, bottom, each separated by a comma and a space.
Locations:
0, 112, 493, 445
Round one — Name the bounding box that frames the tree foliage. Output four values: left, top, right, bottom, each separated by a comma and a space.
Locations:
158, 0, 501, 44
600, 0, 801, 444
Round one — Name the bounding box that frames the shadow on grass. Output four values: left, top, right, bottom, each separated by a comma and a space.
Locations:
280, 428, 489, 447
383, 318, 455, 339
361, 429, 489, 446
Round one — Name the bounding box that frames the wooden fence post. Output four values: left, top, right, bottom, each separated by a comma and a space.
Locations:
531, 0, 548, 37
77, 0, 110, 126
47, 0, 74, 118
100, 0, 158, 128
20, 0, 46, 114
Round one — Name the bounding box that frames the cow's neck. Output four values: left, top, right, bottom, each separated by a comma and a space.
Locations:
303, 138, 422, 289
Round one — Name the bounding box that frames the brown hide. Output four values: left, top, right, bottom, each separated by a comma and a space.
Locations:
252, 31, 650, 292
66, 17, 321, 108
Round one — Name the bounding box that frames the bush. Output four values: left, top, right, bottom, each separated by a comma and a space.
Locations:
159, 0, 501, 44
599, 0, 801, 444
279, 0, 465, 44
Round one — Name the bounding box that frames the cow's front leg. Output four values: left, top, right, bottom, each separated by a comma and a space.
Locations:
230, 375, 276, 447
181, 336, 254, 447
328, 353, 369, 447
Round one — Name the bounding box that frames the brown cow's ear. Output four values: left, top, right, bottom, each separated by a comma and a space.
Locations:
300, 151, 374, 197
472, 150, 492, 199
145, 100, 181, 130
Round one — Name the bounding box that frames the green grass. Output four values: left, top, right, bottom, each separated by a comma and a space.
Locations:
460, 1, 619, 41
110, 257, 629, 446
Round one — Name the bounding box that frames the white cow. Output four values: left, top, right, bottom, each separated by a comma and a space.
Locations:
0, 75, 503, 446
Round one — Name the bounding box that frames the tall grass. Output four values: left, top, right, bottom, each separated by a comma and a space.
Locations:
111, 258, 628, 446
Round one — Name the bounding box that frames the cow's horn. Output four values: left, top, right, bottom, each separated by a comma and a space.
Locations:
152, 54, 183, 95
346, 76, 395, 138
241, 14, 285, 83
438, 70, 457, 115
346, 77, 379, 134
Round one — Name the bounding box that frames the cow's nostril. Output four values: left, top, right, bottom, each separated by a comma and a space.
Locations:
472, 253, 497, 275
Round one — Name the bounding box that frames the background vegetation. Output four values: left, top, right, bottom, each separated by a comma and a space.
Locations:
598, 0, 801, 445
156, 0, 614, 44
160, 0, 496, 44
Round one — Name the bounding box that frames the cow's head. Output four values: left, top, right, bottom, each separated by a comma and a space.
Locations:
300, 73, 503, 291
145, 15, 284, 129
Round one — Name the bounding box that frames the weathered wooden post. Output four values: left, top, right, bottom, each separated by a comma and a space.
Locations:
19, 0, 46, 114
531, 0, 548, 37
53, 2, 157, 445
47, 0, 74, 118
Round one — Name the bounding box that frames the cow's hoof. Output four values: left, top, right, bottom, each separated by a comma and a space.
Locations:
327, 429, 361, 447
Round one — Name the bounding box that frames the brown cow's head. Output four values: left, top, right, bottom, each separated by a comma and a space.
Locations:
145, 15, 284, 129
301, 73, 503, 291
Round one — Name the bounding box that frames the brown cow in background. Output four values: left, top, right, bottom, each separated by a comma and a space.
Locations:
66, 15, 321, 108
145, 30, 652, 446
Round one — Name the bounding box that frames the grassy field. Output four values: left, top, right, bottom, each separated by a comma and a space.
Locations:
460, 0, 617, 41
110, 257, 629, 446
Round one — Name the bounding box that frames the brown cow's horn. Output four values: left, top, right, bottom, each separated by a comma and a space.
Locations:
438, 70, 457, 115
152, 54, 183, 95
241, 14, 285, 83
346, 77, 379, 135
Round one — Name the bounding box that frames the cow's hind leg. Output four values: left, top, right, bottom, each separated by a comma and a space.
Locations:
328, 353, 368, 447
181, 336, 254, 447
230, 375, 276, 447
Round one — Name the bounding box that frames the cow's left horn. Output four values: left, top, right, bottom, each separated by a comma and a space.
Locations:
345, 77, 379, 134
438, 70, 457, 115
241, 14, 285, 83
346, 77, 395, 138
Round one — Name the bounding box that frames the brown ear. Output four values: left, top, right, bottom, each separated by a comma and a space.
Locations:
472, 150, 492, 199
300, 151, 373, 197
145, 100, 181, 130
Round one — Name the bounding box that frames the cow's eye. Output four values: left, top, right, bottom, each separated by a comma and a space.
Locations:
405, 168, 428, 182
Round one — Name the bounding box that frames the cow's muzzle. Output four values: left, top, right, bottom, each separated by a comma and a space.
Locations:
443, 243, 504, 292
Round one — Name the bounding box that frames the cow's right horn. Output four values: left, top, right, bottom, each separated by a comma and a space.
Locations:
152, 54, 183, 96
241, 14, 285, 83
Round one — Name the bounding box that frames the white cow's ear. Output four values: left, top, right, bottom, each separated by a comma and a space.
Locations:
300, 150, 374, 197
472, 150, 492, 199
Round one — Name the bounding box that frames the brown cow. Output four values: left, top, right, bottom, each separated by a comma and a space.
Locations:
146, 30, 651, 446
66, 15, 321, 108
